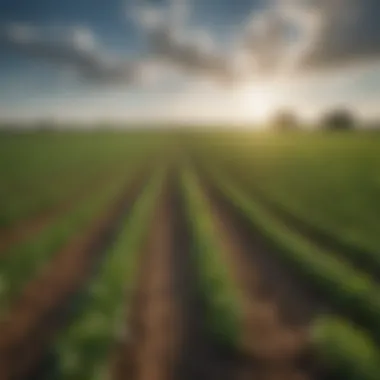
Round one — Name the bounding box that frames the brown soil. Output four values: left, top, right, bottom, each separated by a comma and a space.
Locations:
0, 168, 134, 255
201, 182, 326, 380
0, 170, 149, 380
113, 175, 179, 380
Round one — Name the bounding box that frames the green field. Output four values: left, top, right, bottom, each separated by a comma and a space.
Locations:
0, 129, 380, 379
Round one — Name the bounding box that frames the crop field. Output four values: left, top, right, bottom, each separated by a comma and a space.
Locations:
0, 129, 380, 380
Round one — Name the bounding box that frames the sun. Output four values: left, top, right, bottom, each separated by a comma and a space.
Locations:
234, 81, 281, 123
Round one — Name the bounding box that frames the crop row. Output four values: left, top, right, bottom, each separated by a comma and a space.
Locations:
49, 167, 165, 379
0, 164, 146, 316
181, 166, 243, 350
211, 156, 380, 280
207, 165, 380, 379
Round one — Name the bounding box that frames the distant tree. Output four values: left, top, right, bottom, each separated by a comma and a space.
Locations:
271, 109, 299, 131
32, 118, 52, 132
322, 109, 356, 131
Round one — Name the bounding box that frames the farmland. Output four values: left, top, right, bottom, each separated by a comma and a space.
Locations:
0, 129, 380, 380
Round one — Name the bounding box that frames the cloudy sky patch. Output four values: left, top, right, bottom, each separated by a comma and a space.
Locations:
0, 0, 380, 122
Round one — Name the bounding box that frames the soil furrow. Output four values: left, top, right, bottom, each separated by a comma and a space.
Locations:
113, 175, 179, 380
0, 169, 149, 380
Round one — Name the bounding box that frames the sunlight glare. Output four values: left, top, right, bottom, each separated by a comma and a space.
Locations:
234, 81, 281, 123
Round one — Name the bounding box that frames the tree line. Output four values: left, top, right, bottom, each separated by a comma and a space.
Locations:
272, 108, 357, 131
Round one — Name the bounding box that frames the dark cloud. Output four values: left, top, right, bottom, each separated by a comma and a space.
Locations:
238, 0, 380, 75
0, 24, 139, 84
300, 0, 380, 70
145, 24, 236, 82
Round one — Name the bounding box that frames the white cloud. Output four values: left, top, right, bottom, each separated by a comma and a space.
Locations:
70, 27, 96, 52
129, 5, 165, 31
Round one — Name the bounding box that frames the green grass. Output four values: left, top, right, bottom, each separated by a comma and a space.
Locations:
191, 132, 380, 258
0, 131, 164, 227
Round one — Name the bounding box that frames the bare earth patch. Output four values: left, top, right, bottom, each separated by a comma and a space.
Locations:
113, 178, 179, 380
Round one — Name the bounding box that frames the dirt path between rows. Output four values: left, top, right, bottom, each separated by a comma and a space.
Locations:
113, 175, 179, 380
0, 168, 139, 255
0, 170, 149, 380
202, 182, 326, 380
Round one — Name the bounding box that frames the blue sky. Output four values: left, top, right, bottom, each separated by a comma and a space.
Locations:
0, 0, 380, 123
